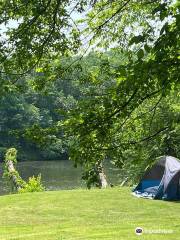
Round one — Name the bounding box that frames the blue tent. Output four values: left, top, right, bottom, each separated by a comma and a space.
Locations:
132, 156, 180, 200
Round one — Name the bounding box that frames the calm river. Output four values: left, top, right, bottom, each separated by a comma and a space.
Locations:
0, 160, 121, 195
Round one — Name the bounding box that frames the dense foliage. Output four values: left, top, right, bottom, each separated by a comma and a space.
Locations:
0, 73, 78, 160
62, 52, 180, 185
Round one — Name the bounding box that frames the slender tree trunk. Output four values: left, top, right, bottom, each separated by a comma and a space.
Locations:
120, 177, 128, 187
6, 159, 23, 191
97, 161, 108, 188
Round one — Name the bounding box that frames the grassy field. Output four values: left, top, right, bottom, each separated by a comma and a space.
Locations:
0, 187, 180, 240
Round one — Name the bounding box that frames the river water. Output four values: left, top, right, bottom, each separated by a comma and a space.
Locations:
0, 160, 121, 195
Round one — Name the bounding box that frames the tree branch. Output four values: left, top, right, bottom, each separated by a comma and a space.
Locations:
94, 0, 131, 32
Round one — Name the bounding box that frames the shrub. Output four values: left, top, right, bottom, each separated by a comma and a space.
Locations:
18, 174, 45, 193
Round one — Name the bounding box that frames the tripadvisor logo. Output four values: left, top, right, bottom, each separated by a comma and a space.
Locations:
135, 227, 143, 235
135, 227, 173, 235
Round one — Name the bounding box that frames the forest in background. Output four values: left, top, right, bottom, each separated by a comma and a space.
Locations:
0, 59, 78, 161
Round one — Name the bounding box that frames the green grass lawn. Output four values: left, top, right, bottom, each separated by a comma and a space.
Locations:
0, 187, 180, 240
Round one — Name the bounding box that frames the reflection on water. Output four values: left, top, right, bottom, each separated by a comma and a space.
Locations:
0, 160, 121, 195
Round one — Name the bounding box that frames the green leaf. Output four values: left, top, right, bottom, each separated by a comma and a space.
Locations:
144, 44, 151, 53
129, 35, 145, 45
137, 49, 144, 59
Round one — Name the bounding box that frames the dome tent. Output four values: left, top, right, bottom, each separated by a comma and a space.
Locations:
132, 156, 180, 200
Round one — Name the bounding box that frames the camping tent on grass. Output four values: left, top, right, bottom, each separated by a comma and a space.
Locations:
132, 156, 180, 201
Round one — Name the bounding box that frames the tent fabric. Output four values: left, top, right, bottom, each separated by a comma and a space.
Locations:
132, 156, 180, 201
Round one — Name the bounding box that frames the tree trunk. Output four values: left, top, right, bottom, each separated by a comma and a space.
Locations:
120, 177, 128, 187
6, 160, 23, 191
97, 161, 108, 188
